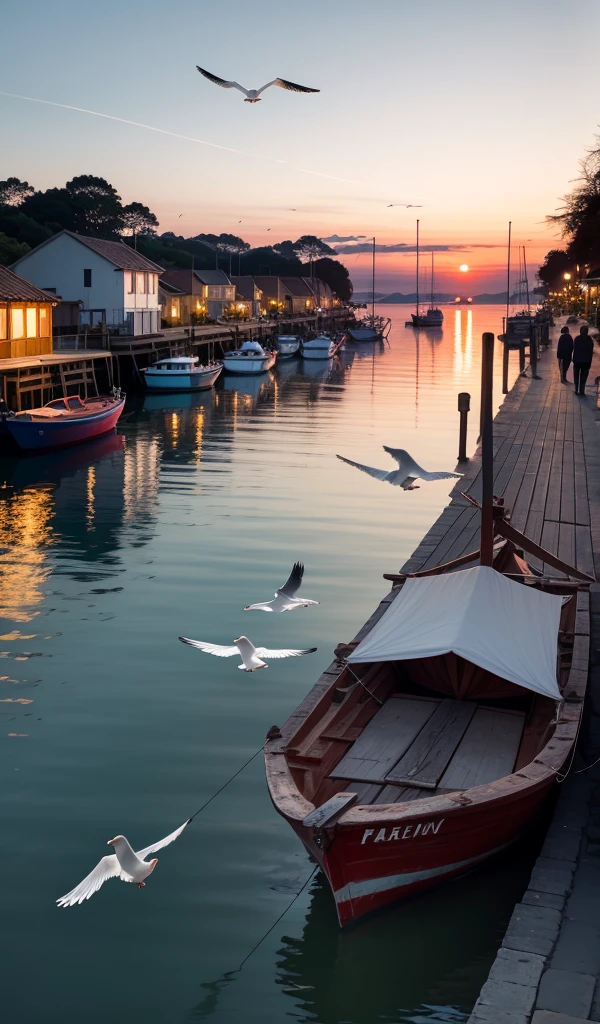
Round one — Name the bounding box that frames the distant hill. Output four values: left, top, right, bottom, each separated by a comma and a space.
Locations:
353, 291, 509, 304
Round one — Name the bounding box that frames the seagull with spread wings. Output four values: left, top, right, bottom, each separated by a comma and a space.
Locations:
179, 635, 316, 671
244, 561, 319, 613
387, 203, 423, 208
57, 820, 190, 907
196, 66, 319, 103
337, 446, 461, 491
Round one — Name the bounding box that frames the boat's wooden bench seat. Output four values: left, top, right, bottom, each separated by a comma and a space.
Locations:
331, 694, 525, 803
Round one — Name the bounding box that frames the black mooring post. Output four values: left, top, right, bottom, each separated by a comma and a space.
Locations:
458, 392, 470, 462
480, 332, 495, 567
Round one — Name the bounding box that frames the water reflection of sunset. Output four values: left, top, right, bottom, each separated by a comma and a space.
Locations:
0, 487, 54, 622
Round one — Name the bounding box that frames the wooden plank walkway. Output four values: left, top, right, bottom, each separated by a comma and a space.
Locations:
401, 332, 599, 582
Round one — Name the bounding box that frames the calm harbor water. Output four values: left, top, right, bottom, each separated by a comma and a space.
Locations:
1, 306, 537, 1024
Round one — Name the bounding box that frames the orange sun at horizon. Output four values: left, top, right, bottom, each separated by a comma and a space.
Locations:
459, 264, 469, 272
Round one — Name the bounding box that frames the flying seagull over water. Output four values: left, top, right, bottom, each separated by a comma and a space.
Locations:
196, 67, 320, 103
244, 561, 319, 613
179, 635, 316, 671
387, 204, 423, 208
57, 820, 190, 907
337, 446, 461, 491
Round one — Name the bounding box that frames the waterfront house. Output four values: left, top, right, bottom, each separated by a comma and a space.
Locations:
252, 276, 285, 315
279, 277, 316, 314
159, 278, 186, 327
583, 268, 600, 323
161, 269, 235, 322
0, 265, 57, 359
304, 277, 334, 309
12, 231, 164, 337
231, 276, 263, 318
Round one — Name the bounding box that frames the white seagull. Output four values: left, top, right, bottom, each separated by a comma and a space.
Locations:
179, 635, 316, 671
337, 446, 462, 491
244, 562, 319, 613
196, 66, 320, 103
56, 820, 190, 907
387, 204, 423, 208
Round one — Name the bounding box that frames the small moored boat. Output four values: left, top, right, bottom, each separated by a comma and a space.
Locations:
222, 340, 277, 375
276, 335, 301, 358
3, 391, 126, 452
144, 356, 222, 392
301, 334, 339, 360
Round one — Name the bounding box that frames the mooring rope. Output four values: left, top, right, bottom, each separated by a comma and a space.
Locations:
187, 746, 263, 822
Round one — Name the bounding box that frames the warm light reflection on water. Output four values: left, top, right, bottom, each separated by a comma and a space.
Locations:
0, 307, 538, 1024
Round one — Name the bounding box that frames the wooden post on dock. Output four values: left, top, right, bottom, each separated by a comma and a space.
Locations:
480, 332, 495, 567
458, 392, 470, 462
530, 324, 539, 378
502, 335, 509, 394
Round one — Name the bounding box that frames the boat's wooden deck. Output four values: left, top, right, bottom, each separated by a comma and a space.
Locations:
331, 694, 525, 805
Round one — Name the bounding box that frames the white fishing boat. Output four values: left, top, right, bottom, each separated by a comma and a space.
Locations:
406, 223, 444, 328
144, 356, 223, 392
301, 333, 338, 360
222, 339, 277, 375
276, 335, 300, 358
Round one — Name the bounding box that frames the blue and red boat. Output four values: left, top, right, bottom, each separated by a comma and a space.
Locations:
2, 391, 125, 452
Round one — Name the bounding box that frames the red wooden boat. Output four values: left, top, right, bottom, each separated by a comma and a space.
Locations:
2, 391, 125, 452
265, 333, 593, 926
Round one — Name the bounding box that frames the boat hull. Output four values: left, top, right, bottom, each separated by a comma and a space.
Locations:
223, 352, 277, 374
277, 338, 300, 358
284, 775, 554, 925
346, 327, 382, 342
4, 398, 125, 452
144, 365, 223, 392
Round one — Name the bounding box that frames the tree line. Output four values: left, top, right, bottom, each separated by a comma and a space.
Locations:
0, 175, 352, 300
538, 136, 600, 293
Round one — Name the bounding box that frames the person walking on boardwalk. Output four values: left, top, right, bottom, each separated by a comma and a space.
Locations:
557, 326, 574, 383
572, 324, 594, 395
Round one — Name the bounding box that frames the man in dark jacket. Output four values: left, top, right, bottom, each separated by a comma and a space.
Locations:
556, 326, 573, 382
572, 325, 594, 395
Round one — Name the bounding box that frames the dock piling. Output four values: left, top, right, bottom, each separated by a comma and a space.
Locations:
457, 392, 470, 462
480, 332, 495, 567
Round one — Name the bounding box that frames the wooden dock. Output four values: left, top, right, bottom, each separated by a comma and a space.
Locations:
409, 328, 600, 1024
401, 335, 598, 582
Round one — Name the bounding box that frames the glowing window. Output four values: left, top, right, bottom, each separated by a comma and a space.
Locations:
39, 307, 49, 336
10, 307, 24, 339
124, 271, 133, 293
0, 308, 6, 339
26, 307, 38, 337
136, 273, 145, 294
148, 274, 156, 294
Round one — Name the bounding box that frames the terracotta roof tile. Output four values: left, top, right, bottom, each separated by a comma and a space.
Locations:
0, 265, 58, 303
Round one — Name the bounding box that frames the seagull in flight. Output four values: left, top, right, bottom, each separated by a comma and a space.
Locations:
337, 446, 461, 491
57, 820, 190, 907
179, 635, 316, 671
244, 562, 319, 613
387, 204, 423, 208
196, 67, 320, 103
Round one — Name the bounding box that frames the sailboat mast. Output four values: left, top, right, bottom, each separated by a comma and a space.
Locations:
368, 235, 372, 319
523, 246, 531, 316
430, 251, 434, 308
416, 220, 420, 316
505, 221, 511, 330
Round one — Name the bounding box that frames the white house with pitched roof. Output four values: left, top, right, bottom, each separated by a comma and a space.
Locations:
12, 230, 164, 337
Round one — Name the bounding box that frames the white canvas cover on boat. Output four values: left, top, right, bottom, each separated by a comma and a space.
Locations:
348, 566, 563, 700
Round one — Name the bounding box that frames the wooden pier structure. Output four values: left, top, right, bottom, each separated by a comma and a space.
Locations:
409, 329, 600, 1024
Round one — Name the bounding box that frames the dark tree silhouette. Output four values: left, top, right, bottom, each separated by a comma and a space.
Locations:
0, 231, 30, 265
313, 256, 353, 300
546, 138, 600, 267
64, 175, 124, 237
537, 250, 573, 293
0, 177, 34, 207
123, 202, 159, 240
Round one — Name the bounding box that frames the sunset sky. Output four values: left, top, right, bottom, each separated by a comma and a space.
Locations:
2, 0, 599, 294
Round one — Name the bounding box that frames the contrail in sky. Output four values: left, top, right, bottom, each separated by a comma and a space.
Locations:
0, 91, 364, 187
